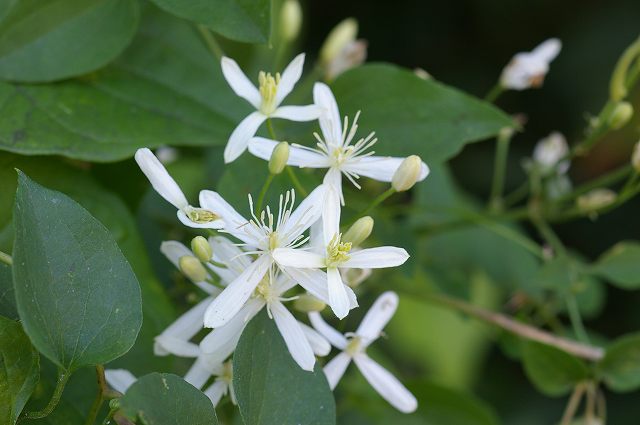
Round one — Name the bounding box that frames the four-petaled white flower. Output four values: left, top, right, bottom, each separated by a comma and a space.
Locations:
221, 53, 321, 163
135, 148, 224, 229
248, 82, 429, 204
500, 38, 562, 90
309, 291, 418, 413
273, 188, 409, 319
198, 186, 332, 328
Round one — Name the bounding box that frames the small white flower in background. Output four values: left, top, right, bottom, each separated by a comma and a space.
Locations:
249, 83, 429, 204
155, 146, 179, 164
325, 39, 368, 81
221, 53, 321, 163
532, 131, 570, 176
274, 189, 409, 319
577, 188, 617, 213
309, 291, 417, 413
105, 369, 137, 394
199, 268, 331, 371
135, 148, 224, 229
198, 186, 330, 328
545, 174, 572, 200
184, 355, 236, 407
500, 38, 562, 90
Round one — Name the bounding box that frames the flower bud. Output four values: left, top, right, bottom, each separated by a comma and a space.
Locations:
269, 141, 290, 175
577, 189, 616, 212
342, 267, 372, 288
320, 18, 358, 65
294, 294, 326, 313
279, 0, 302, 42
179, 255, 207, 283
632, 141, 640, 173
325, 39, 367, 81
414, 68, 431, 80
392, 155, 423, 192
608, 101, 634, 130
532, 132, 570, 175
343, 216, 374, 247
191, 236, 212, 262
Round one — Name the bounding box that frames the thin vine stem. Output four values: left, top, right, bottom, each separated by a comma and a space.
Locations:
22, 370, 70, 419
566, 294, 591, 345
489, 130, 513, 211
484, 83, 504, 103
256, 173, 275, 213
0, 250, 12, 266
196, 24, 224, 60
84, 365, 107, 425
347, 187, 395, 226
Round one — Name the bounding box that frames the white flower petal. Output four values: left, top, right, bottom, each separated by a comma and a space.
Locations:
346, 285, 359, 309
308, 311, 348, 349
531, 38, 562, 63
184, 357, 212, 389
327, 267, 351, 319
353, 354, 417, 413
271, 105, 322, 121
343, 156, 430, 183
322, 184, 341, 245
154, 297, 213, 356
249, 137, 330, 168
273, 248, 326, 268
200, 299, 263, 361
282, 267, 331, 304
204, 380, 228, 407
342, 247, 409, 269
298, 321, 331, 356
271, 301, 316, 371
208, 236, 251, 284
280, 184, 327, 241
323, 167, 344, 208
275, 53, 305, 105
323, 352, 351, 390
203, 255, 272, 328
153, 335, 201, 357
221, 56, 261, 108
177, 210, 225, 229
313, 82, 342, 144
105, 369, 136, 394
135, 148, 188, 209
225, 112, 267, 163
356, 291, 398, 345
199, 191, 261, 246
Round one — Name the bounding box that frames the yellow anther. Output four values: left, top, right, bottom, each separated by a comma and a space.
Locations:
258, 71, 281, 114
345, 336, 362, 356
186, 208, 219, 224
268, 232, 280, 251
326, 234, 352, 267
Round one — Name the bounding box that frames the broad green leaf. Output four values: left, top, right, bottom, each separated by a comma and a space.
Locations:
12, 172, 142, 371
119, 373, 219, 425
149, 0, 271, 43
522, 341, 589, 397
332, 64, 514, 165
0, 0, 139, 82
0, 262, 17, 319
233, 310, 336, 425
598, 333, 640, 392
0, 5, 244, 162
0, 316, 39, 424
591, 241, 640, 289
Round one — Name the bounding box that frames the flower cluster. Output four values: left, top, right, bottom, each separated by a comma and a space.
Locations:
108, 53, 428, 413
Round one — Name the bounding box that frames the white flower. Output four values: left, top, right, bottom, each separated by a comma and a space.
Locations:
105, 369, 137, 394
135, 148, 224, 229
248, 83, 429, 204
199, 186, 329, 328
221, 53, 321, 163
184, 356, 236, 407
199, 269, 331, 371
273, 188, 409, 319
309, 291, 417, 413
532, 132, 570, 176
500, 38, 561, 90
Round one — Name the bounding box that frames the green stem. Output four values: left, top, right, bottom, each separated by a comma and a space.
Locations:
0, 250, 12, 266
531, 213, 567, 258
84, 365, 106, 425
286, 166, 308, 196
348, 187, 396, 226
266, 118, 277, 140
556, 164, 632, 202
22, 371, 70, 419
196, 24, 224, 60
469, 214, 544, 259
489, 131, 513, 211
503, 181, 530, 208
256, 173, 275, 213
566, 294, 591, 344
485, 83, 504, 103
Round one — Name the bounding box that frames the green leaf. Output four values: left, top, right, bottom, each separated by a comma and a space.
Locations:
0, 5, 243, 162
0, 0, 139, 82
332, 64, 514, 165
0, 262, 17, 319
149, 0, 271, 43
119, 373, 219, 425
0, 316, 39, 424
522, 341, 589, 397
233, 310, 336, 425
591, 241, 640, 289
598, 333, 640, 392
12, 171, 142, 371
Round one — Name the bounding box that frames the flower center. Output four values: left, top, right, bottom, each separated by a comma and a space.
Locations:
259, 71, 280, 115
185, 207, 219, 224
269, 232, 280, 251
331, 146, 354, 167
326, 233, 352, 267
221, 360, 233, 384
345, 335, 362, 356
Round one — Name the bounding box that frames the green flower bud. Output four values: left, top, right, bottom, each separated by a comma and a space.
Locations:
279, 0, 302, 42
269, 142, 290, 175
179, 255, 207, 283
343, 216, 374, 246
294, 293, 326, 313
577, 189, 616, 212
608, 101, 634, 130
320, 18, 358, 65
632, 141, 640, 173
392, 155, 423, 192
191, 236, 212, 262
